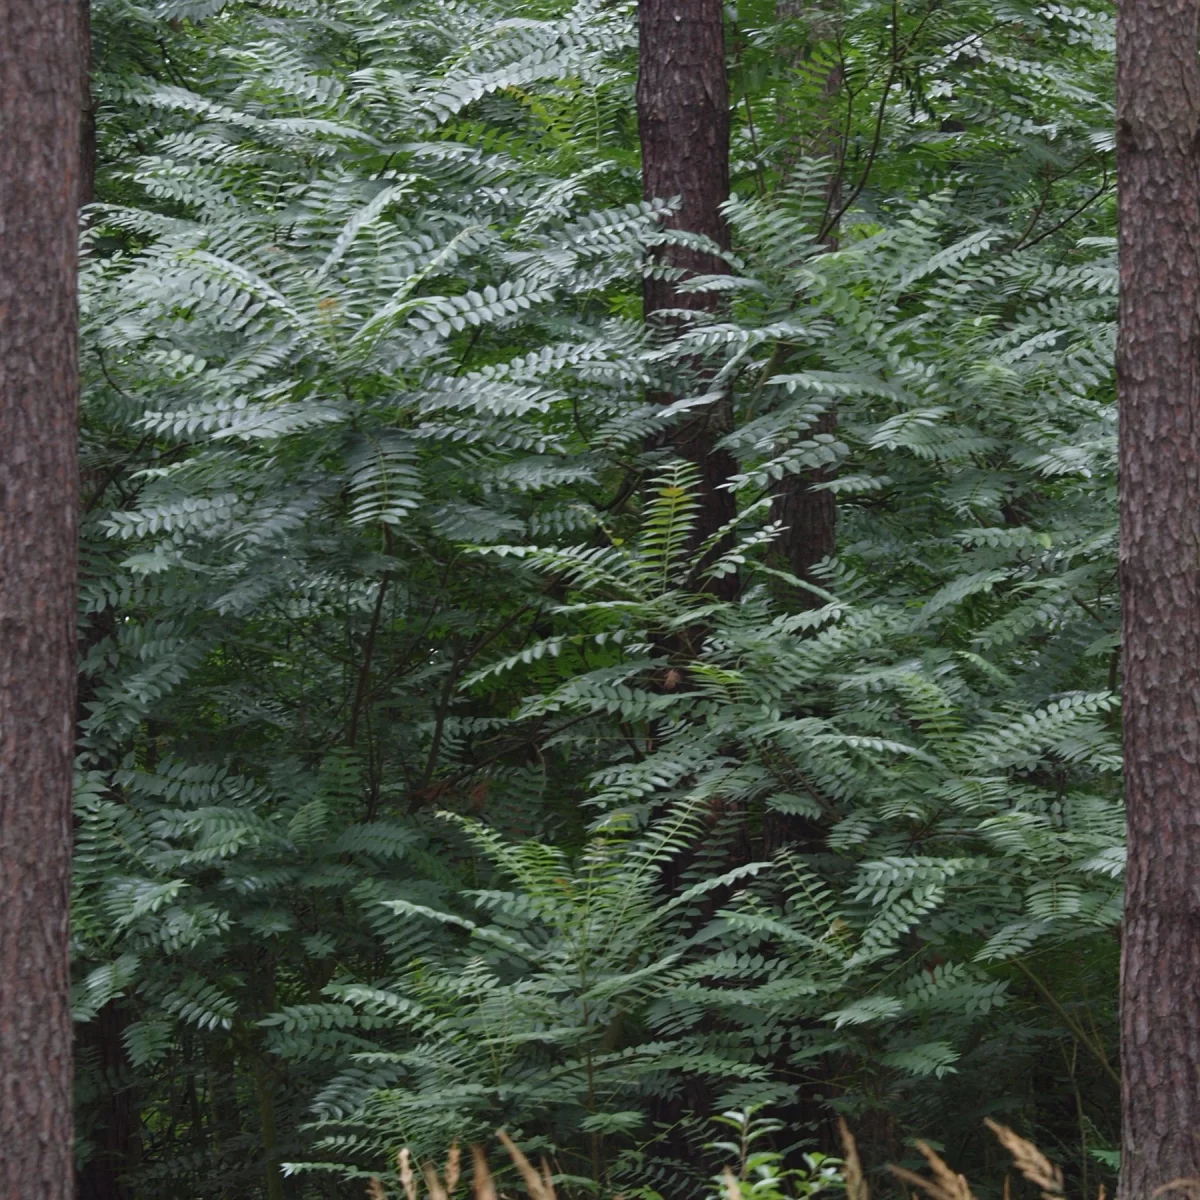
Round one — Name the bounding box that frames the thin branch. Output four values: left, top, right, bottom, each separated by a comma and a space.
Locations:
347, 541, 394, 748
82, 433, 152, 514
1012, 957, 1119, 1086
1011, 167, 1111, 252
419, 643, 463, 792
817, 0, 946, 241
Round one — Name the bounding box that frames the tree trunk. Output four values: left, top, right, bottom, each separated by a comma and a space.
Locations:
768, 409, 837, 598
775, 0, 845, 204
254, 1058, 286, 1200
1115, 2, 1200, 1197
0, 0, 82, 1196
769, 0, 842, 598
637, 0, 739, 579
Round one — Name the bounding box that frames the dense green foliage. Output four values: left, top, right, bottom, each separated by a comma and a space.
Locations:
75, 0, 1120, 1197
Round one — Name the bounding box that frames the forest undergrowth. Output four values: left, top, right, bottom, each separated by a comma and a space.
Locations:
74, 0, 1121, 1196
365, 1110, 1092, 1200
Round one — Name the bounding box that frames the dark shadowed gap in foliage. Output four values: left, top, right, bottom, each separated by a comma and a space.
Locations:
77, 1005, 138, 1200
74, 7, 135, 1192
1115, 1, 1200, 1198
637, 0, 740, 597
75, 531, 137, 1200
79, 0, 95, 207
0, 1, 82, 1196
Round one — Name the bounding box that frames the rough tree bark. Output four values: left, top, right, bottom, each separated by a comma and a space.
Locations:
1115, 2, 1200, 1197
0, 1, 82, 1195
637, 0, 739, 579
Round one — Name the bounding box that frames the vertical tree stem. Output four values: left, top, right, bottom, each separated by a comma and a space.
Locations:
1115, 1, 1200, 1195
0, 1, 82, 1194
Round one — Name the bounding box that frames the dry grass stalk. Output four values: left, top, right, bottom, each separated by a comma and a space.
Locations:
838, 1117, 869, 1200
888, 1118, 1082, 1200
497, 1129, 557, 1200
399, 1148, 417, 1200
889, 1140, 976, 1200
421, 1143, 463, 1200
377, 1135, 549, 1200
1152, 1181, 1200, 1200
422, 1162, 449, 1200
375, 1114, 1092, 1200
721, 1166, 741, 1200
471, 1146, 498, 1200
984, 1119, 1063, 1199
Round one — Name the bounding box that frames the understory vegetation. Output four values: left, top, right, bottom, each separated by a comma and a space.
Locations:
75, 0, 1120, 1196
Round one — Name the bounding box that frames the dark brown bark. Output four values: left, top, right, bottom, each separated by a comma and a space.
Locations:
637, 0, 739, 579
1115, 3, 1200, 1198
0, 0, 82, 1194
638, 0, 731, 330
769, 407, 837, 599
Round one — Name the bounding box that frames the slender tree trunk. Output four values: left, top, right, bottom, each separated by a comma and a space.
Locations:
769, 0, 842, 597
769, 435, 836, 596
0, 1, 82, 1195
1115, 3, 1200, 1198
254, 1059, 286, 1200
249, 958, 286, 1200
637, 0, 739, 577
776, 0, 844, 202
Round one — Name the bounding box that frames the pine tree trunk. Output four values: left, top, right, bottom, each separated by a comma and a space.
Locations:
0, 2, 81, 1195
637, 0, 739, 576
1115, 2, 1200, 1197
